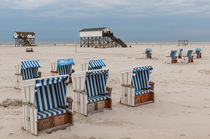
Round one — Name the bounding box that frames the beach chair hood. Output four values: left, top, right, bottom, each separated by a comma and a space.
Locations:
21, 60, 40, 80
21, 60, 40, 69
57, 59, 74, 75
131, 66, 153, 91
34, 76, 69, 113
88, 59, 106, 70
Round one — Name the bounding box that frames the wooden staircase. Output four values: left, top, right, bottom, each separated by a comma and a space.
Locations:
23, 37, 32, 46
103, 32, 127, 48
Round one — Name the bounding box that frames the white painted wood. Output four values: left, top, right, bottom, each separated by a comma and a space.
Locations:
120, 68, 136, 106
81, 63, 89, 71
80, 28, 110, 37
22, 75, 70, 135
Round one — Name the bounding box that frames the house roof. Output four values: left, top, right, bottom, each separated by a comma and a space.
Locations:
80, 27, 108, 32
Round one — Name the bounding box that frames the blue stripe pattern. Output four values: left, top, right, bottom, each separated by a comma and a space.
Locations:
178, 48, 183, 56
88, 95, 107, 103
57, 65, 73, 75
37, 107, 67, 119
145, 48, 152, 57
195, 48, 201, 56
88, 59, 106, 70
84, 70, 109, 103
135, 90, 151, 96
21, 67, 39, 80
187, 50, 193, 60
21, 60, 40, 69
34, 76, 68, 119
85, 70, 108, 98
131, 66, 153, 95
57, 59, 74, 75
21, 60, 40, 80
170, 50, 177, 60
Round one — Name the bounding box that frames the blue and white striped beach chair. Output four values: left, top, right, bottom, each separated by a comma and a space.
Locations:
195, 48, 202, 58
51, 58, 75, 83
23, 75, 73, 135
165, 50, 177, 63
15, 60, 41, 89
81, 59, 106, 71
72, 69, 112, 116
178, 48, 183, 59
21, 60, 41, 80
182, 50, 193, 63
145, 48, 152, 58
120, 66, 154, 106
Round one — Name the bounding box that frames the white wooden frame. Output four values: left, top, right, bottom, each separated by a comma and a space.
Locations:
120, 68, 135, 106
15, 64, 22, 89
72, 70, 111, 116
72, 71, 88, 115
22, 75, 73, 135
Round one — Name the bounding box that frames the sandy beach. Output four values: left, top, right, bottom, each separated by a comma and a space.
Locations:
0, 43, 210, 139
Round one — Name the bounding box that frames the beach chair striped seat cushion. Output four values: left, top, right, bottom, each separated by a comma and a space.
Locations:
85, 70, 109, 103
35, 76, 68, 119
135, 90, 151, 96
131, 66, 153, 96
57, 59, 74, 75
21, 60, 40, 80
37, 107, 67, 119
88, 59, 106, 70
88, 95, 107, 103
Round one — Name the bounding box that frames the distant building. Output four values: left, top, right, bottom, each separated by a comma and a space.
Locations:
14, 32, 35, 47
79, 27, 127, 48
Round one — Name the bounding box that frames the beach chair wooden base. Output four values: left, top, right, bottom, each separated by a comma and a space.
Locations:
171, 59, 177, 63
38, 72, 42, 78
178, 56, 182, 59
38, 112, 73, 132
197, 55, 201, 58
135, 92, 154, 106
188, 59, 193, 63
87, 99, 112, 114
146, 56, 152, 59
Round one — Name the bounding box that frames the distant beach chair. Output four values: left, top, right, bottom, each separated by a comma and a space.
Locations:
23, 75, 73, 135
182, 50, 193, 63
81, 59, 106, 71
120, 66, 154, 106
15, 60, 41, 89
50, 58, 75, 83
72, 69, 112, 116
145, 48, 152, 58
195, 48, 202, 58
178, 48, 183, 59
165, 50, 177, 63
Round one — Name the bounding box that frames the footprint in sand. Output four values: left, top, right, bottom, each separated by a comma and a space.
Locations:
180, 134, 186, 136
199, 70, 210, 75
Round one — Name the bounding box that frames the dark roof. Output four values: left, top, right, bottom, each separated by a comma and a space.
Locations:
15, 32, 35, 35
80, 27, 108, 32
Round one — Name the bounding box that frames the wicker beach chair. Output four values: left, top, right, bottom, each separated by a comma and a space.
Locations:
165, 50, 177, 63
182, 50, 193, 63
50, 58, 75, 83
23, 75, 73, 135
120, 66, 154, 106
178, 48, 183, 59
195, 48, 202, 58
72, 69, 112, 116
15, 60, 41, 89
81, 59, 106, 71
145, 48, 152, 58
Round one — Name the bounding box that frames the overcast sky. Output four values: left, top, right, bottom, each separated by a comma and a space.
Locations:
1, 0, 210, 42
